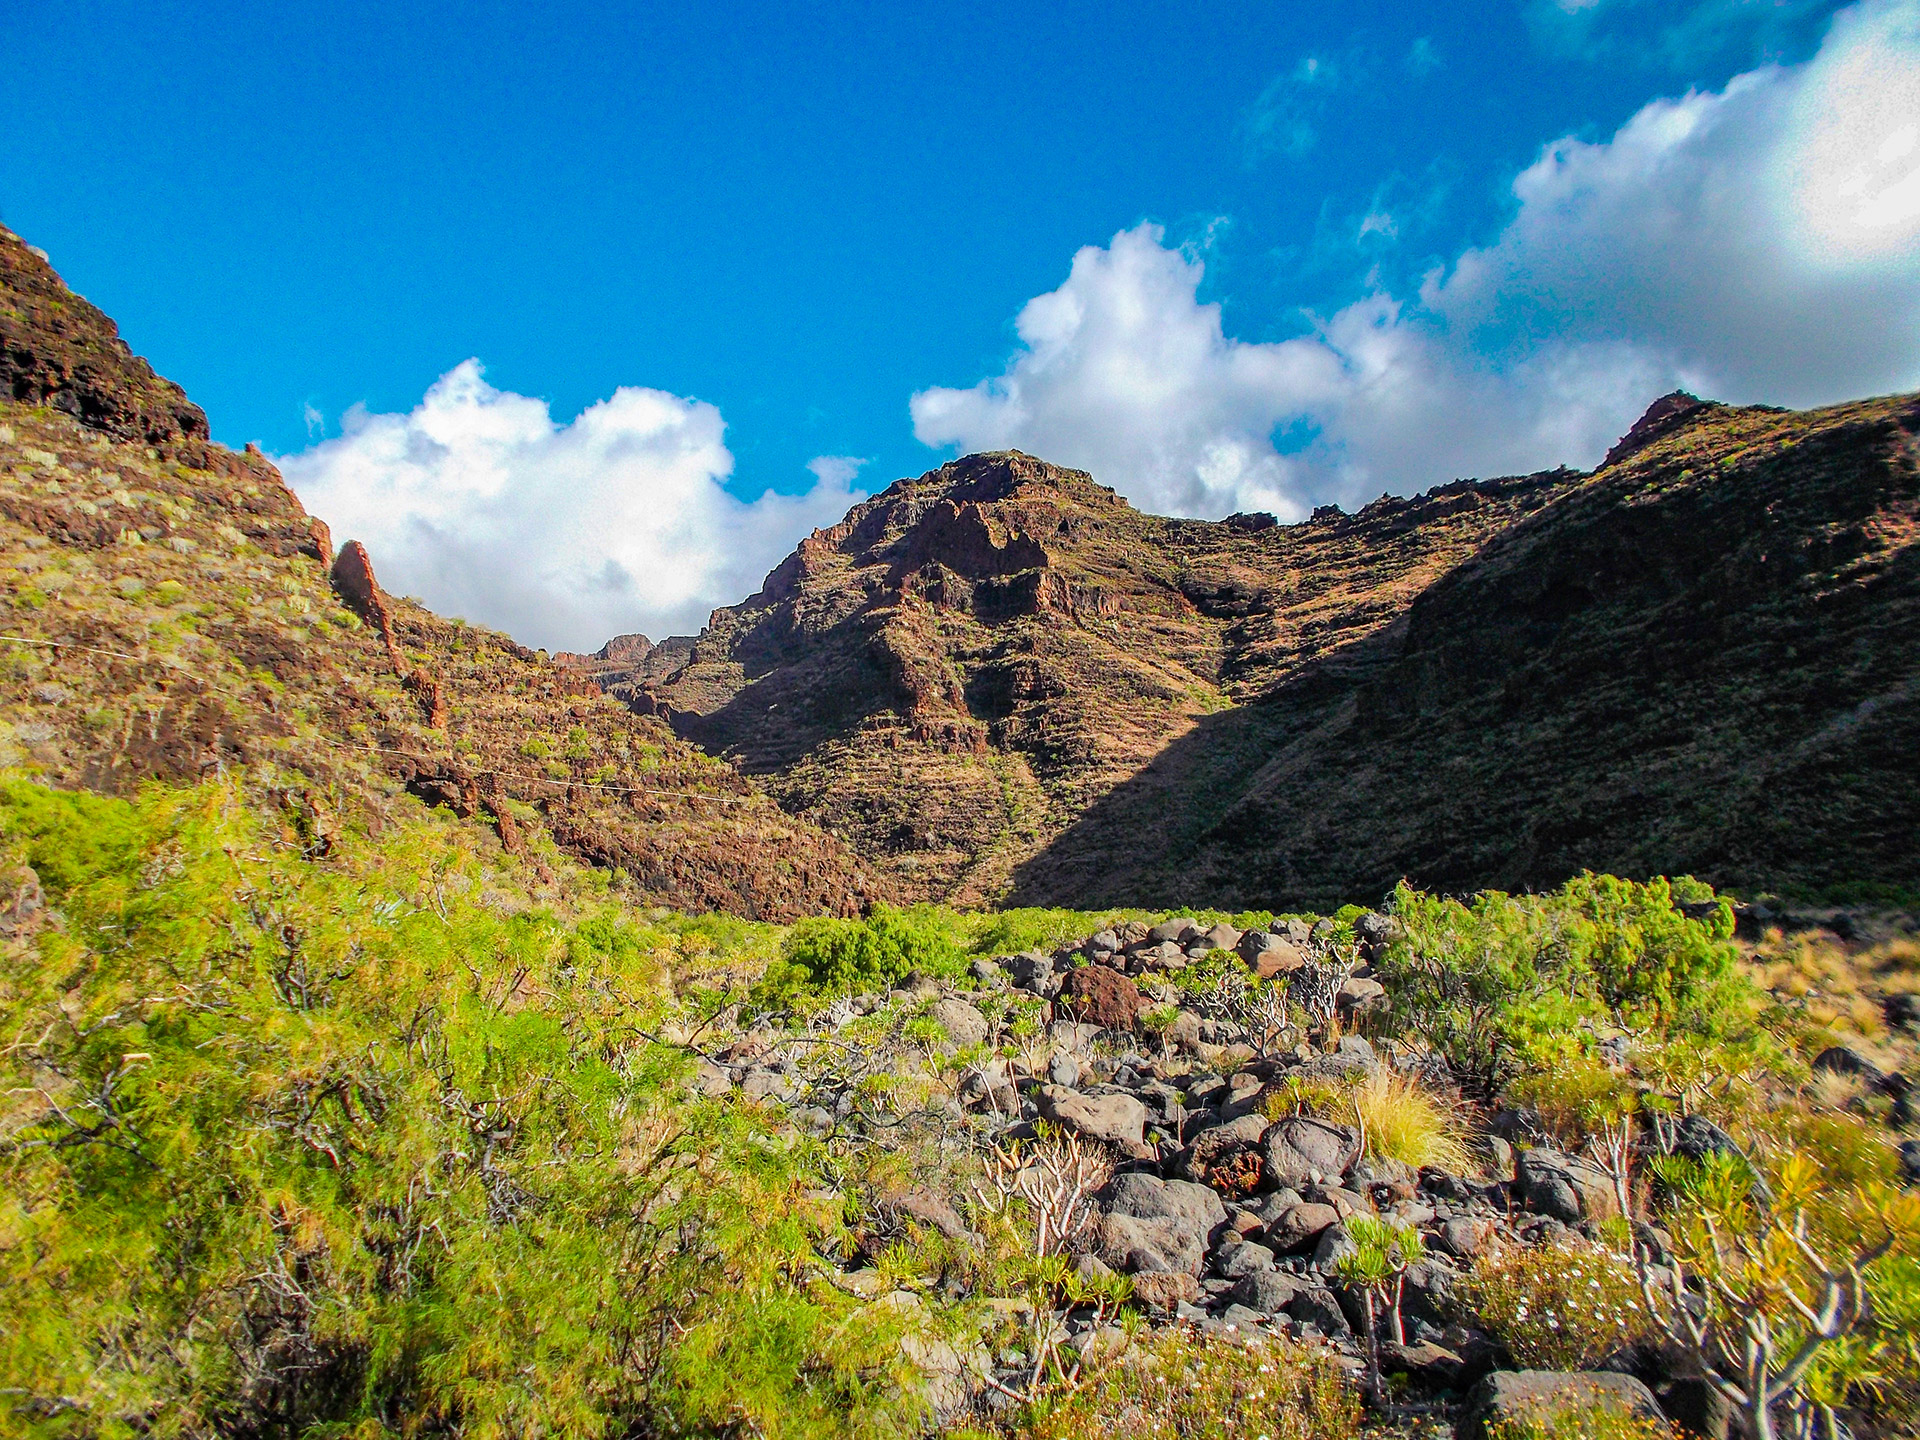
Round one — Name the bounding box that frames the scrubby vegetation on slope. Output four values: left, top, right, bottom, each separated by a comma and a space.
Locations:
6, 771, 1918, 1439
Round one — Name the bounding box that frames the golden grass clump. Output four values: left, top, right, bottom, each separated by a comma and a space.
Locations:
1351, 1068, 1473, 1172
1264, 1069, 1472, 1173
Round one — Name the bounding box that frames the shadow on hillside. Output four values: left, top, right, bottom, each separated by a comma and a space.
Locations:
1006, 622, 1412, 913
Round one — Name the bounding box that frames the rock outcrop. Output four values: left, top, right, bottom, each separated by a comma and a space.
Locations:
1018, 390, 1920, 908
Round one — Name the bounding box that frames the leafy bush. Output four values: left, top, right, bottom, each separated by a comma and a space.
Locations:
1379, 874, 1750, 1093
752, 903, 972, 1008
0, 778, 930, 1438
1459, 1241, 1654, 1370
967, 907, 1144, 958
998, 1331, 1360, 1440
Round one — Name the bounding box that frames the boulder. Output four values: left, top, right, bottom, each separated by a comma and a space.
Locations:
1134, 939, 1188, 970
1212, 1240, 1275, 1279
1812, 1045, 1886, 1087
1671, 1113, 1743, 1164
1461, 1371, 1665, 1440
1129, 1271, 1200, 1312
1202, 922, 1243, 952
1067, 1325, 1131, 1368
1073, 1252, 1118, 1286
1230, 1268, 1300, 1314
928, 997, 989, 1049
691, 1059, 733, 1098
740, 1066, 794, 1103
1657, 1377, 1734, 1440
1353, 911, 1396, 953
1159, 1008, 1204, 1053
1050, 1020, 1103, 1052
1148, 917, 1200, 944
1006, 950, 1059, 996
1311, 1221, 1356, 1273
1378, 1340, 1467, 1390
882, 1291, 974, 1424
1036, 1086, 1148, 1147
1264, 1202, 1342, 1253
1239, 934, 1305, 977
1285, 1284, 1352, 1338
1337, 976, 1387, 1010
1095, 1173, 1227, 1276
1060, 966, 1144, 1030
1516, 1148, 1619, 1223
1437, 1217, 1496, 1259
1399, 1257, 1458, 1330
1177, 1112, 1271, 1189
1261, 1115, 1362, 1190
891, 1189, 973, 1242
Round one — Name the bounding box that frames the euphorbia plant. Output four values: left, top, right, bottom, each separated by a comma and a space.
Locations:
1333, 1216, 1427, 1408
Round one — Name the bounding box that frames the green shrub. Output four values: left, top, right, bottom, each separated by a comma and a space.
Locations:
0, 777, 928, 1438
752, 903, 971, 1008
1378, 874, 1750, 1093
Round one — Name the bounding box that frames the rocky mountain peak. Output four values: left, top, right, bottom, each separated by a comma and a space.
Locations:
1601, 390, 1719, 468
0, 225, 212, 456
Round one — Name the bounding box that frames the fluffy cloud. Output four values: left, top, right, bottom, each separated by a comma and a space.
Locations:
278, 362, 859, 652
912, 0, 1920, 519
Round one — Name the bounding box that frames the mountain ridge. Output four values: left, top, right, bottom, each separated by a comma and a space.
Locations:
0, 223, 881, 920
578, 395, 1920, 908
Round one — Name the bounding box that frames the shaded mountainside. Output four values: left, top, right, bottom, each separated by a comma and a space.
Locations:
581, 396, 1920, 911
0, 224, 877, 920
574, 452, 1584, 903
1015, 391, 1920, 909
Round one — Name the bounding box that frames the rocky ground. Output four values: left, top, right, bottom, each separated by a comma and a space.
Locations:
682, 908, 1920, 1437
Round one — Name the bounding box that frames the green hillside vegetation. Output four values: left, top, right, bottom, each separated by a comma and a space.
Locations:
5, 772, 1918, 1437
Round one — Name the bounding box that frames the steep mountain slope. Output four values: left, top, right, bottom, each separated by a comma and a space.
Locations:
1014, 391, 1920, 909
0, 224, 877, 919
576, 451, 1585, 902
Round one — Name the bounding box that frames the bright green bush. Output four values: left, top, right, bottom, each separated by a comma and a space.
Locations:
1378, 874, 1751, 1092
748, 903, 972, 1010
0, 777, 928, 1439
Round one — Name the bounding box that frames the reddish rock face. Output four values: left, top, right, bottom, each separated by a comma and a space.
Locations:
577, 448, 1579, 905
1060, 965, 1143, 1031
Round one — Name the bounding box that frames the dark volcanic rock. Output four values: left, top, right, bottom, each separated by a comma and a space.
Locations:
0, 226, 211, 454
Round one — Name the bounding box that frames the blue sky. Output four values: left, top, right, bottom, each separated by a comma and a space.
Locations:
6, 0, 1918, 647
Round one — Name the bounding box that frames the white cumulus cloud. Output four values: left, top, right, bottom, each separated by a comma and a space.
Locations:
278, 361, 860, 652
912, 0, 1920, 519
